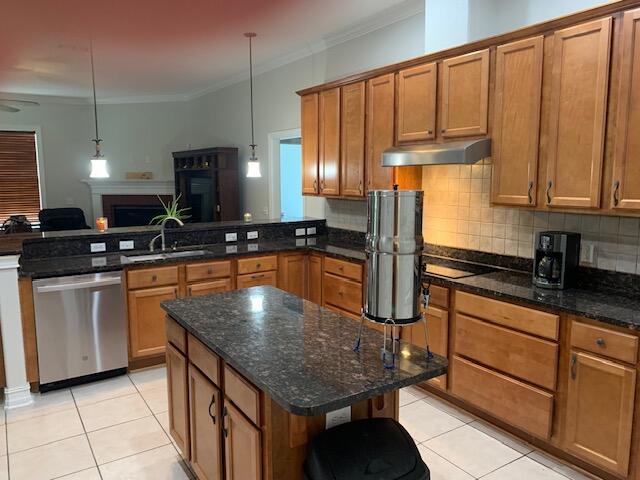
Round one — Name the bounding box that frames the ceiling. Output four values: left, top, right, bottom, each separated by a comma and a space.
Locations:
1, 0, 420, 103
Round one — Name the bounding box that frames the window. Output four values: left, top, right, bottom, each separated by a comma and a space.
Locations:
0, 131, 41, 225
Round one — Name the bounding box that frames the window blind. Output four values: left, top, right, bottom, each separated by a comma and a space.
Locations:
0, 131, 41, 224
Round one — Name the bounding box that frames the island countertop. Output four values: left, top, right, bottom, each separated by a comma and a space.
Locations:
161, 286, 447, 416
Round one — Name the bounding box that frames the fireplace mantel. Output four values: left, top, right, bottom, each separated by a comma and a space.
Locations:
83, 179, 175, 218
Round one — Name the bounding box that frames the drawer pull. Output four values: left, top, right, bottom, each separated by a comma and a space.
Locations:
570, 353, 577, 380
613, 180, 620, 207
207, 267, 213, 274
256, 263, 261, 268
596, 337, 606, 347
222, 406, 228, 437
527, 181, 534, 204
152, 275, 157, 282
187, 286, 192, 296
251, 274, 265, 280
337, 265, 344, 270
546, 180, 553, 205
208, 394, 216, 424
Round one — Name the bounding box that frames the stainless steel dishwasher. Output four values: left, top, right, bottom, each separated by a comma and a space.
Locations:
33, 271, 128, 390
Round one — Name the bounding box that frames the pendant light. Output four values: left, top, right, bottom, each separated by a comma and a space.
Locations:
245, 32, 261, 178
89, 40, 109, 178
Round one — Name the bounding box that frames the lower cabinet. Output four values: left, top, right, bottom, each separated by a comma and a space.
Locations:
278, 253, 308, 298
407, 306, 448, 390
237, 271, 278, 289
128, 285, 177, 359
189, 365, 223, 480
188, 279, 233, 297
166, 342, 190, 458
307, 254, 323, 304
564, 350, 637, 476
223, 402, 262, 480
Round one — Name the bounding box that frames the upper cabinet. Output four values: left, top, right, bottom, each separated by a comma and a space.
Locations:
366, 73, 396, 191
396, 63, 437, 143
492, 36, 544, 206
441, 49, 490, 138
545, 18, 612, 209
319, 88, 341, 196
301, 93, 319, 195
341, 82, 366, 197
612, 8, 640, 211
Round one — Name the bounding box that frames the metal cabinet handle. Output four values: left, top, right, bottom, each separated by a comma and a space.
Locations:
313, 179, 318, 192
546, 181, 553, 205
596, 337, 606, 347
207, 267, 213, 274
222, 406, 229, 438
570, 353, 577, 380
613, 180, 620, 207
187, 286, 192, 296
427, 129, 433, 135
152, 275, 158, 282
320, 179, 325, 190
250, 274, 265, 280
216, 204, 221, 213
358, 180, 363, 195
174, 288, 178, 297
208, 394, 216, 424
256, 263, 261, 268
527, 181, 534, 204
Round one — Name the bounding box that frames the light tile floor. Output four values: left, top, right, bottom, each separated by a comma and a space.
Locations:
0, 368, 599, 479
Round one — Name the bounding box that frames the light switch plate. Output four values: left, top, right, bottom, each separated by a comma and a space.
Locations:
90, 242, 106, 253
325, 406, 351, 430
306, 227, 317, 235
295, 228, 306, 237
247, 231, 258, 240
580, 242, 595, 264
119, 240, 134, 250
225, 232, 238, 242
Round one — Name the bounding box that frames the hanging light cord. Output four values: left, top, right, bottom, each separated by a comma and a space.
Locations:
90, 39, 101, 155
247, 33, 256, 155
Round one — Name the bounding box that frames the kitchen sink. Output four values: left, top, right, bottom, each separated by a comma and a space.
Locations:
122, 249, 209, 263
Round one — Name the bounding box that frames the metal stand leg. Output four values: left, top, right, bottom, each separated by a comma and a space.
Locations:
422, 312, 433, 360
353, 313, 366, 352
382, 320, 397, 369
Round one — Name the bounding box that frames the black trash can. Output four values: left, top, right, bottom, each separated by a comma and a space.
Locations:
304, 418, 430, 480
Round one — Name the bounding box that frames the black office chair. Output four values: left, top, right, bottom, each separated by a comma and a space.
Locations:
38, 208, 91, 232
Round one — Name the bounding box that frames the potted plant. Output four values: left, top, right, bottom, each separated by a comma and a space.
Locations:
150, 194, 191, 227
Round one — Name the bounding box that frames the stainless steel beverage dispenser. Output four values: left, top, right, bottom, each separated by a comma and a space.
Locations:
354, 188, 430, 368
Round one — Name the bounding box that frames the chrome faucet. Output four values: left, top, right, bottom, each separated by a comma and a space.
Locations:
149, 216, 184, 252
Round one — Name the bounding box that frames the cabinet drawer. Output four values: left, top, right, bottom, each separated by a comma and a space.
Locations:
224, 364, 261, 425
237, 256, 278, 275
456, 291, 559, 340
188, 334, 221, 387
323, 272, 362, 316
429, 285, 449, 309
237, 271, 277, 289
324, 257, 363, 282
452, 356, 554, 440
127, 266, 179, 289
188, 279, 233, 297
456, 314, 558, 390
166, 317, 187, 354
571, 320, 639, 364
186, 261, 232, 282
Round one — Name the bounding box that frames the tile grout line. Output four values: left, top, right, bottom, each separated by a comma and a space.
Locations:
418, 443, 478, 479
525, 452, 590, 480
95, 442, 173, 469
70, 388, 104, 480
475, 453, 525, 479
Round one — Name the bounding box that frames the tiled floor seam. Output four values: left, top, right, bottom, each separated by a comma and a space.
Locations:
83, 412, 156, 434
476, 454, 525, 478
419, 444, 478, 479
417, 422, 467, 444
51, 466, 99, 480
70, 389, 103, 480
5, 404, 77, 425
525, 453, 594, 480
96, 442, 173, 469
5, 432, 87, 456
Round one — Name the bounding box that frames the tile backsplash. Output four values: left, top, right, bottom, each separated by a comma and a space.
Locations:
422, 160, 640, 274
326, 198, 368, 232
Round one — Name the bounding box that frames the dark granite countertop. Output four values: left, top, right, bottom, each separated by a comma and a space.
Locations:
161, 286, 448, 416
424, 255, 640, 331
19, 237, 366, 279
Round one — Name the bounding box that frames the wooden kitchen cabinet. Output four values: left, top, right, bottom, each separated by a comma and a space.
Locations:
492, 36, 543, 206
409, 306, 448, 390
565, 350, 636, 476
167, 342, 190, 459
396, 63, 437, 143
366, 73, 395, 191
545, 17, 612, 208
128, 285, 177, 359
301, 93, 319, 195
187, 279, 232, 297
340, 82, 366, 197
441, 49, 490, 138
307, 253, 323, 305
612, 8, 640, 211
189, 365, 223, 480
223, 401, 262, 480
319, 88, 341, 196
278, 253, 307, 298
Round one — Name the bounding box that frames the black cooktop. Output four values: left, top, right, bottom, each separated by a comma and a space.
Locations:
423, 255, 499, 279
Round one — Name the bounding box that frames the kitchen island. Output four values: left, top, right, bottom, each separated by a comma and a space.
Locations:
161, 286, 447, 480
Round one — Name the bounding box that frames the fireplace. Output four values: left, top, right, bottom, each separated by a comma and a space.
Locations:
102, 194, 173, 227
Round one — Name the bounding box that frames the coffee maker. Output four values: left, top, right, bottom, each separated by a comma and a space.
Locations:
533, 231, 581, 289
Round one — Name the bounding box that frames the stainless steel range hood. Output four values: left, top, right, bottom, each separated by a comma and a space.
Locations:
381, 138, 491, 167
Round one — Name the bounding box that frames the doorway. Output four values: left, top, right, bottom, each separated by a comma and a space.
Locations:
279, 138, 302, 219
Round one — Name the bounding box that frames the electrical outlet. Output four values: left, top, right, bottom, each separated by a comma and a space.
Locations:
119, 240, 134, 250
296, 238, 306, 247
90, 242, 106, 253
307, 237, 317, 246
306, 227, 317, 235
225, 232, 237, 242
226, 245, 238, 254
262, 207, 269, 216
91, 257, 107, 267
248, 243, 258, 252
295, 228, 306, 237
326, 406, 351, 429
580, 242, 595, 264
247, 231, 258, 240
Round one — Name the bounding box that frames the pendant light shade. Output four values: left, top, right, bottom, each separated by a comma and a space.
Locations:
245, 32, 261, 178
88, 40, 109, 178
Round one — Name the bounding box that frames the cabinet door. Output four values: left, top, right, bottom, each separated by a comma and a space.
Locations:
612, 8, 640, 210
307, 254, 323, 304
189, 365, 222, 480
340, 82, 366, 196
410, 306, 448, 389
128, 285, 177, 359
565, 351, 636, 476
278, 253, 307, 298
187, 279, 232, 297
441, 49, 490, 138
319, 88, 341, 196
396, 63, 437, 143
301, 93, 319, 195
223, 401, 261, 480
236, 271, 277, 289
546, 18, 611, 208
167, 343, 190, 459
366, 73, 395, 191
492, 36, 543, 206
